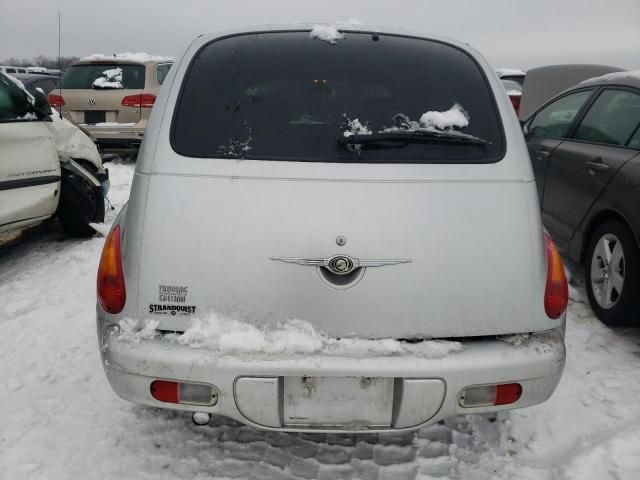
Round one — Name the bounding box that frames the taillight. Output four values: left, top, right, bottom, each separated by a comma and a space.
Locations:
121, 93, 156, 108
150, 380, 218, 406
459, 383, 523, 408
509, 94, 521, 115
97, 224, 126, 314
544, 232, 568, 319
48, 93, 65, 107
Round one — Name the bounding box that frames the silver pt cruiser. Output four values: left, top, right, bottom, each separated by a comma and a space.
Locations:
97, 24, 568, 432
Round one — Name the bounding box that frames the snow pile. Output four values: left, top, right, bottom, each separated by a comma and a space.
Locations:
342, 117, 371, 137
310, 25, 344, 44
580, 69, 640, 84
82, 52, 174, 63
92, 67, 123, 89
419, 103, 470, 130
116, 313, 463, 359
309, 19, 364, 44
117, 318, 159, 346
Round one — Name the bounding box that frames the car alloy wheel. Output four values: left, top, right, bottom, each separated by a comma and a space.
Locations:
590, 233, 625, 309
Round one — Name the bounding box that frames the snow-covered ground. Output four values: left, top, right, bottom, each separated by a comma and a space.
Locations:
1, 159, 639, 480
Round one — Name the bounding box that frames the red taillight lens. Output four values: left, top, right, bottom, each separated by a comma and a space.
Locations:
150, 380, 179, 403
97, 224, 126, 314
509, 94, 521, 115
459, 382, 523, 407
150, 380, 217, 405
121, 93, 156, 108
48, 93, 65, 107
495, 383, 523, 406
544, 232, 568, 319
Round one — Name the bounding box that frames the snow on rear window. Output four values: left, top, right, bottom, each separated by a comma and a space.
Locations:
61, 64, 145, 90
172, 31, 504, 163
92, 67, 123, 89
580, 70, 640, 84
310, 25, 345, 44
420, 104, 469, 130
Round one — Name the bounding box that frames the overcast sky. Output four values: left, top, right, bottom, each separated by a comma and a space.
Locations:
2, 0, 639, 70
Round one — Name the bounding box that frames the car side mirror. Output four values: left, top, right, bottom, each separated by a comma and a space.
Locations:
32, 88, 53, 121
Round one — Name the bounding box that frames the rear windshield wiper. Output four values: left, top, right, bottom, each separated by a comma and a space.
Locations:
337, 130, 489, 149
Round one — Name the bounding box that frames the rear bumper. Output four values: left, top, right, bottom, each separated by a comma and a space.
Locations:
98, 318, 565, 433
83, 124, 146, 152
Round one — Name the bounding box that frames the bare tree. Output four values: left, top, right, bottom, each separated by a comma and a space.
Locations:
2, 55, 79, 70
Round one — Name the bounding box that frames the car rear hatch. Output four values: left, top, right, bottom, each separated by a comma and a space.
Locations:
132, 30, 553, 339
56, 61, 144, 125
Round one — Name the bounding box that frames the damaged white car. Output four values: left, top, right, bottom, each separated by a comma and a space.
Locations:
0, 71, 107, 244
98, 25, 568, 432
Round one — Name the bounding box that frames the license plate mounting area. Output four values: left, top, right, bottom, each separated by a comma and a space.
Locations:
283, 376, 394, 429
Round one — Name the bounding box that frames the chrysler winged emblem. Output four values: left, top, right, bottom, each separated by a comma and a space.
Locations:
270, 254, 411, 275
87, 97, 97, 106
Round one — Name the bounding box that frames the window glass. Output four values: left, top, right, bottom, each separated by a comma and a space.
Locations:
28, 79, 57, 96
574, 89, 640, 146
6, 68, 16, 74
0, 73, 33, 121
61, 64, 145, 89
156, 63, 172, 85
172, 31, 505, 163
528, 90, 592, 138
628, 127, 640, 149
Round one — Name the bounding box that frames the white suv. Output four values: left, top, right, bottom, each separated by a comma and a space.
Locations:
97, 25, 568, 432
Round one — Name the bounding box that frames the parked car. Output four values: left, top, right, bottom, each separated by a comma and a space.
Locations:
97, 25, 567, 432
48, 53, 173, 153
523, 70, 640, 325
0, 65, 28, 75
12, 73, 62, 96
0, 71, 106, 244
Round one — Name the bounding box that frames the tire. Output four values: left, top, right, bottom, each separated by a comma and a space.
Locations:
57, 171, 105, 238
585, 219, 640, 326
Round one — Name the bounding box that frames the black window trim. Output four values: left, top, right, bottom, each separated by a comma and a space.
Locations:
169, 29, 507, 164
566, 85, 640, 151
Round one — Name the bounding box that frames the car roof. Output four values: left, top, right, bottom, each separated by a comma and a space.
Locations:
13, 73, 60, 82
578, 70, 640, 89
74, 53, 174, 67
194, 23, 480, 56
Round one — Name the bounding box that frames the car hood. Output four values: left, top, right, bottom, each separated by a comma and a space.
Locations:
46, 108, 104, 173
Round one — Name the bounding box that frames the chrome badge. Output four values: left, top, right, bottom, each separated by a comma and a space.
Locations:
270, 254, 410, 275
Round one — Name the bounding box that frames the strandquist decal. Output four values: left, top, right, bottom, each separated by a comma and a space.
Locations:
149, 304, 196, 316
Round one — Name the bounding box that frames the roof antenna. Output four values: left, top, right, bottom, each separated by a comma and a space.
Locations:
58, 10, 63, 119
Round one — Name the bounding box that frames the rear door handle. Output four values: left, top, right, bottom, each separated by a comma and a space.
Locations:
585, 159, 610, 173
536, 150, 551, 160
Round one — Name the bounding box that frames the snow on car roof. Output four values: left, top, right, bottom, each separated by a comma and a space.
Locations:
80, 52, 174, 64
579, 69, 640, 87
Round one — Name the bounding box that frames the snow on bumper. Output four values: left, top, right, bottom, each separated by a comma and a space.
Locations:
98, 319, 565, 433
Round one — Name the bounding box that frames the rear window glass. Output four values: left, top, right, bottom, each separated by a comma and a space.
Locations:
172, 31, 504, 163
61, 64, 145, 89
156, 63, 172, 85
